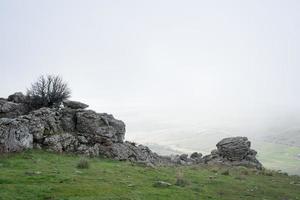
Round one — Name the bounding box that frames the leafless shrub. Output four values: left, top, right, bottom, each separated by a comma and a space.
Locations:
26, 75, 71, 109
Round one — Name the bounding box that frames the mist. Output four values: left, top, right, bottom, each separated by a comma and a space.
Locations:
1, 0, 300, 164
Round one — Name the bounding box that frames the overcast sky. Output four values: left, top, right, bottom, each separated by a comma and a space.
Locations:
1, 0, 300, 137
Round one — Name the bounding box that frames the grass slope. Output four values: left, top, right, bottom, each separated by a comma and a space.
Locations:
254, 141, 300, 175
0, 150, 299, 200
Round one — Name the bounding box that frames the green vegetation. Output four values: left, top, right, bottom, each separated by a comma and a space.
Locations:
0, 150, 299, 200
76, 158, 90, 169
254, 141, 300, 175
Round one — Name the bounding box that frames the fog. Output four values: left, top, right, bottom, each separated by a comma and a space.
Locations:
1, 0, 300, 154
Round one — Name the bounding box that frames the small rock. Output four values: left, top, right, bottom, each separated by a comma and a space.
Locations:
24, 171, 41, 176
190, 152, 202, 159
179, 154, 188, 161
153, 181, 172, 188
63, 100, 89, 109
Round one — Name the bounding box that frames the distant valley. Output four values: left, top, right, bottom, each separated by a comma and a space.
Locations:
122, 111, 300, 175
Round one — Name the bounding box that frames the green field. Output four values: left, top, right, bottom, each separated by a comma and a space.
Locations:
254, 141, 300, 175
0, 150, 299, 200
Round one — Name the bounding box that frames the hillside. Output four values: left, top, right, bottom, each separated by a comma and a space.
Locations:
253, 141, 300, 175
0, 150, 299, 200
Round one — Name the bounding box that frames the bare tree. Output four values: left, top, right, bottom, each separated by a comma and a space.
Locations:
27, 75, 71, 109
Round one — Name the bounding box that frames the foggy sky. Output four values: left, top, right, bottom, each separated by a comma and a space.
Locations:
1, 0, 300, 140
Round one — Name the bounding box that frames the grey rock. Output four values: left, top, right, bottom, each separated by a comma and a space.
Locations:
0, 118, 33, 153
216, 137, 250, 161
190, 152, 203, 164
26, 107, 63, 140
0, 100, 18, 113
153, 181, 172, 188
0, 100, 126, 157
169, 154, 193, 165
0, 99, 28, 118
60, 108, 77, 132
7, 92, 26, 103
190, 152, 202, 159
76, 110, 125, 143
63, 100, 89, 109
43, 133, 78, 152
179, 154, 188, 161
210, 149, 219, 158
204, 137, 262, 169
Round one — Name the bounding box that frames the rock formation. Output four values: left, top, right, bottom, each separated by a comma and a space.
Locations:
0, 93, 169, 166
203, 137, 262, 169
0, 98, 29, 118
0, 92, 262, 169
63, 100, 89, 109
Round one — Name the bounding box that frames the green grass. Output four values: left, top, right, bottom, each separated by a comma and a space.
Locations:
0, 150, 299, 200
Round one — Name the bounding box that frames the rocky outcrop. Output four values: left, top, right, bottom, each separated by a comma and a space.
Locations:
0, 103, 173, 165
7, 92, 26, 103
203, 137, 262, 169
0, 92, 263, 169
0, 92, 31, 118
0, 99, 29, 118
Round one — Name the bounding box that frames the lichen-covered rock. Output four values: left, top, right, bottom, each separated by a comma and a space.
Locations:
43, 133, 78, 152
60, 108, 77, 132
0, 101, 126, 157
23, 107, 63, 141
0, 99, 28, 118
0, 118, 33, 153
97, 142, 171, 166
76, 110, 125, 143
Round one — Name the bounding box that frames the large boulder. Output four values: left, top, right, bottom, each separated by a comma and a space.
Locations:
204, 137, 262, 169
7, 92, 26, 103
60, 108, 77, 132
0, 101, 126, 155
76, 110, 125, 143
43, 133, 78, 152
24, 107, 63, 141
190, 152, 203, 164
216, 137, 250, 161
0, 99, 28, 118
0, 118, 33, 153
